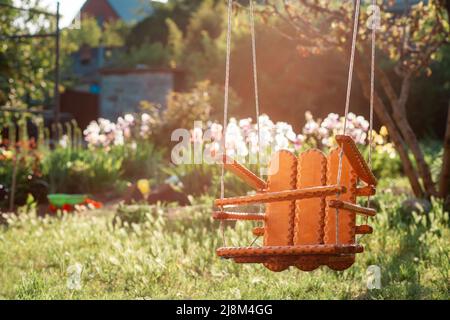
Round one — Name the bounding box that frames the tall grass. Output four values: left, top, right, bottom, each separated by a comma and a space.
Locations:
0, 185, 448, 300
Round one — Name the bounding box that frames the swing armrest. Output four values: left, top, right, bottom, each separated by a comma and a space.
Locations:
215, 185, 346, 207
336, 135, 377, 186
355, 225, 373, 234
253, 227, 265, 236
213, 212, 265, 221
356, 185, 376, 197
328, 200, 376, 217
219, 155, 267, 191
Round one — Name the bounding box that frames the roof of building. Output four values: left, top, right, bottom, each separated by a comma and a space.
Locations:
107, 0, 153, 23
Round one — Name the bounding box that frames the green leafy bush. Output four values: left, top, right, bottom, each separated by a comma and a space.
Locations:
42, 147, 123, 195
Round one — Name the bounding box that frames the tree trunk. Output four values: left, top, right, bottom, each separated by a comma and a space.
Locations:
439, 103, 450, 198
354, 58, 425, 197
378, 70, 438, 197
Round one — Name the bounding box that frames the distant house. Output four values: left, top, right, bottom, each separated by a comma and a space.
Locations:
68, 45, 123, 93
63, 2, 172, 126
68, 0, 155, 92
80, 0, 153, 25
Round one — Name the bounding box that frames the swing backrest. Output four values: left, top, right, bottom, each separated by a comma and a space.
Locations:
263, 147, 359, 247
259, 136, 375, 270
264, 147, 359, 243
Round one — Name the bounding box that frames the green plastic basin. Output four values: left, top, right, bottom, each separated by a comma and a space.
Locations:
48, 194, 87, 207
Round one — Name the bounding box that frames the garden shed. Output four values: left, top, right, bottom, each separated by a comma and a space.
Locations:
99, 67, 184, 120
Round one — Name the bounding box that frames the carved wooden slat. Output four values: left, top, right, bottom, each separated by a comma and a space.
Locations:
253, 227, 265, 236
232, 255, 358, 268
355, 225, 373, 234
325, 148, 358, 270
356, 185, 376, 197
295, 149, 328, 245
217, 244, 364, 258
325, 149, 358, 245
214, 185, 345, 207
221, 155, 267, 190
263, 150, 298, 271
335, 135, 378, 186
328, 200, 377, 217
264, 150, 298, 246
295, 149, 328, 271
212, 212, 265, 221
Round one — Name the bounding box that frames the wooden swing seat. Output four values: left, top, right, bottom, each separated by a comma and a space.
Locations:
214, 135, 377, 272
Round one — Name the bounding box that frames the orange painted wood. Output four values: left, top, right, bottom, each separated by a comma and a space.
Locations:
253, 227, 265, 236
263, 150, 297, 271
355, 225, 373, 234
212, 212, 265, 221
222, 155, 267, 190
212, 137, 377, 272
295, 149, 327, 246
264, 150, 297, 247
214, 185, 345, 207
328, 200, 377, 217
356, 185, 376, 197
294, 149, 328, 271
217, 244, 364, 258
325, 149, 358, 245
325, 148, 358, 270
335, 135, 377, 186
232, 252, 366, 267
233, 255, 327, 265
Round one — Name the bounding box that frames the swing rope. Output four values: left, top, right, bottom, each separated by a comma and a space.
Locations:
220, 0, 263, 248
336, 0, 362, 245
360, 0, 378, 243
368, 0, 377, 185
249, 0, 264, 247
220, 0, 234, 247
250, 0, 262, 173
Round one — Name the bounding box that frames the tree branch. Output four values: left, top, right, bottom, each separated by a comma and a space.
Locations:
355, 52, 425, 197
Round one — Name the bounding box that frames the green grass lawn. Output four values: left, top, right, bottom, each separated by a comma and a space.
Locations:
0, 187, 448, 300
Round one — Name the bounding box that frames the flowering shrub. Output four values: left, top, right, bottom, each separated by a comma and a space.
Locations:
84, 112, 159, 150
371, 125, 397, 159
302, 111, 369, 148
198, 115, 301, 165
201, 112, 387, 164
85, 111, 394, 164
